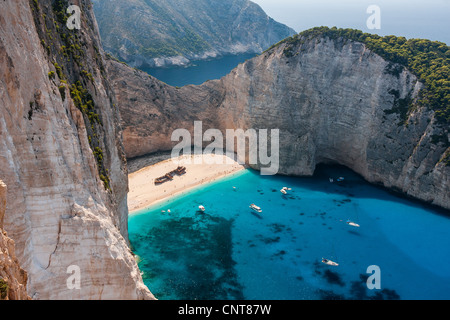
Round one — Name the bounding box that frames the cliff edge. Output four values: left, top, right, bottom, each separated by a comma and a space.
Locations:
0, 0, 154, 299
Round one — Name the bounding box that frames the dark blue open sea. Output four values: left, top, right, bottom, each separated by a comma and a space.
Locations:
141, 53, 256, 87
129, 165, 450, 300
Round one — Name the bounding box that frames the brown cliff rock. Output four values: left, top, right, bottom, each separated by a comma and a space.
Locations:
0, 180, 30, 300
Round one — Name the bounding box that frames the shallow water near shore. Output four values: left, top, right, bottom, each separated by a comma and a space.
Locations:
128, 165, 450, 300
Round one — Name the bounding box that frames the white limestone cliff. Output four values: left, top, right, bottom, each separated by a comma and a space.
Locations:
0, 0, 154, 299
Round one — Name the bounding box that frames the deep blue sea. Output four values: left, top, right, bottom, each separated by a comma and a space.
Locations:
142, 53, 256, 87
129, 165, 450, 300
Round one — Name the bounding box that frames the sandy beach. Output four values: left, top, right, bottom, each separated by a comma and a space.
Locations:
128, 153, 247, 213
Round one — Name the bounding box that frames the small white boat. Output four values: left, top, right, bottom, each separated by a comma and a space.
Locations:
329, 178, 334, 183
250, 204, 262, 213
198, 205, 205, 212
281, 187, 292, 194
322, 258, 339, 266
347, 220, 360, 228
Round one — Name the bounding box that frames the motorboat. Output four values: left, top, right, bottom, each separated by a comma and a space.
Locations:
346, 220, 360, 227
250, 204, 262, 213
322, 258, 339, 266
198, 205, 205, 212
281, 187, 291, 194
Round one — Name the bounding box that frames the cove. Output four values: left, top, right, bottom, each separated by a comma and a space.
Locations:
141, 53, 257, 87
128, 165, 450, 300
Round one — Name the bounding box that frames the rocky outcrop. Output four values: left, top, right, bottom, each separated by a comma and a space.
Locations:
108, 34, 450, 211
0, 181, 30, 300
92, 0, 296, 67
0, 0, 153, 299
107, 60, 227, 159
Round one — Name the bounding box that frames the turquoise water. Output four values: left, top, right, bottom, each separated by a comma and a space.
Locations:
142, 53, 257, 87
129, 165, 450, 300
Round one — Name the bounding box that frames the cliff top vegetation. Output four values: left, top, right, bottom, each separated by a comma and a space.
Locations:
271, 27, 450, 129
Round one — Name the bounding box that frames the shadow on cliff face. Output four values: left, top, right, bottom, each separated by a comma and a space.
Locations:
130, 213, 244, 300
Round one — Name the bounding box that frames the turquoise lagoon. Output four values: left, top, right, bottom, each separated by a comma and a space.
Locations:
129, 165, 450, 300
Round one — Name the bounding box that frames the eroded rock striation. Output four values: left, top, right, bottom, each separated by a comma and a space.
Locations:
0, 0, 153, 299
108, 32, 450, 211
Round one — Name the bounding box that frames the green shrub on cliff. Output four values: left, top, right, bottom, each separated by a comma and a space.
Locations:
58, 84, 66, 101
0, 278, 8, 300
69, 81, 111, 190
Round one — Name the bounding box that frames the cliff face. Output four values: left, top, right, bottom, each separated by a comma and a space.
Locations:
92, 0, 296, 67
107, 60, 227, 158
0, 181, 30, 300
0, 0, 153, 299
108, 35, 450, 210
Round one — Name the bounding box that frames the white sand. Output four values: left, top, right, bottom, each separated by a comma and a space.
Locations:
128, 154, 246, 214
